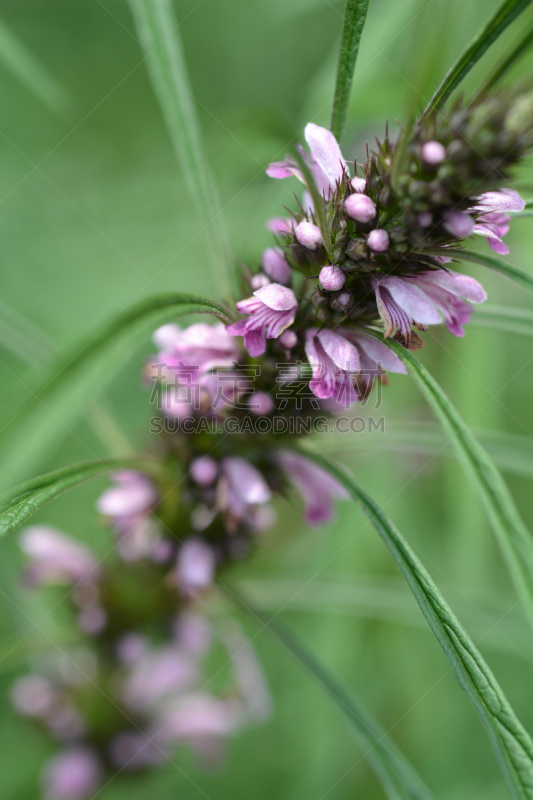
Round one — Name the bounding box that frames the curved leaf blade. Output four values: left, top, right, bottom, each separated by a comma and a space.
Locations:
128, 0, 233, 299
475, 27, 533, 95
330, 0, 371, 142
422, 0, 533, 116
472, 305, 533, 337
356, 329, 533, 628
0, 293, 230, 490
0, 457, 151, 539
228, 589, 433, 800
297, 451, 533, 799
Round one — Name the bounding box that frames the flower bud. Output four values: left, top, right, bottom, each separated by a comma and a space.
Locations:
443, 211, 474, 238
319, 266, 346, 291
248, 391, 275, 415
189, 456, 219, 486
279, 330, 298, 348
367, 229, 389, 252
261, 247, 292, 284
294, 221, 323, 250
331, 291, 353, 313
351, 176, 366, 192
421, 141, 446, 164
417, 212, 433, 227
345, 193, 376, 223
251, 273, 270, 290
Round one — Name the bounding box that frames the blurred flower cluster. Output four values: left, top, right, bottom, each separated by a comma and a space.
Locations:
11, 524, 270, 799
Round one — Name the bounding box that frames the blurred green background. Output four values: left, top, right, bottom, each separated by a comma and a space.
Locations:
1, 0, 533, 797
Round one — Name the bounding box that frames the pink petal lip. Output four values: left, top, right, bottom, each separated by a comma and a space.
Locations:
253, 283, 298, 311
374, 276, 442, 324
316, 329, 360, 372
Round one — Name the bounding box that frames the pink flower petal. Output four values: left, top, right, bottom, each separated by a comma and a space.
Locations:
253, 283, 298, 311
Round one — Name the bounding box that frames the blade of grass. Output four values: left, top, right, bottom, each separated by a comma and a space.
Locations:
330, 0, 371, 142
422, 0, 533, 116
228, 588, 434, 800
355, 328, 533, 629
0, 293, 230, 491
0, 16, 71, 118
128, 0, 233, 300
294, 450, 533, 799
0, 457, 153, 539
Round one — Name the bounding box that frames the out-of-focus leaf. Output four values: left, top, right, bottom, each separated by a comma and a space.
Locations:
475, 27, 533, 94
0, 16, 71, 117
422, 0, 533, 115
0, 293, 230, 490
295, 451, 533, 798
330, 0, 371, 142
128, 0, 233, 300
355, 329, 533, 628
472, 305, 533, 337
229, 589, 434, 800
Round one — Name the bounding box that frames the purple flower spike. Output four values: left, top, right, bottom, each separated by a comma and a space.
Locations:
367, 229, 389, 252
42, 747, 102, 800
226, 284, 298, 357
20, 527, 99, 587
345, 193, 376, 223
261, 247, 292, 284
443, 211, 474, 238
471, 188, 525, 214
294, 220, 323, 250
275, 450, 348, 525
190, 456, 219, 486
319, 266, 346, 291
421, 141, 446, 164
305, 328, 360, 403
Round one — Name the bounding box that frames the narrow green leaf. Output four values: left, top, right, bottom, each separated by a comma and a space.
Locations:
228, 589, 433, 800
127, 0, 233, 299
474, 27, 533, 96
0, 457, 152, 539
356, 329, 533, 629
0, 293, 230, 491
330, 0, 371, 142
422, 0, 533, 116
0, 17, 71, 118
296, 451, 533, 799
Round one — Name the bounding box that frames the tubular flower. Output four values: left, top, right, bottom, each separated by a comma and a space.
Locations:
226, 284, 298, 357
372, 271, 487, 343
275, 450, 348, 525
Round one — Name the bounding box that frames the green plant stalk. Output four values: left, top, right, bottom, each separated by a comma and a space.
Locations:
128, 0, 233, 300
296, 450, 533, 799
422, 0, 533, 116
330, 0, 371, 142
